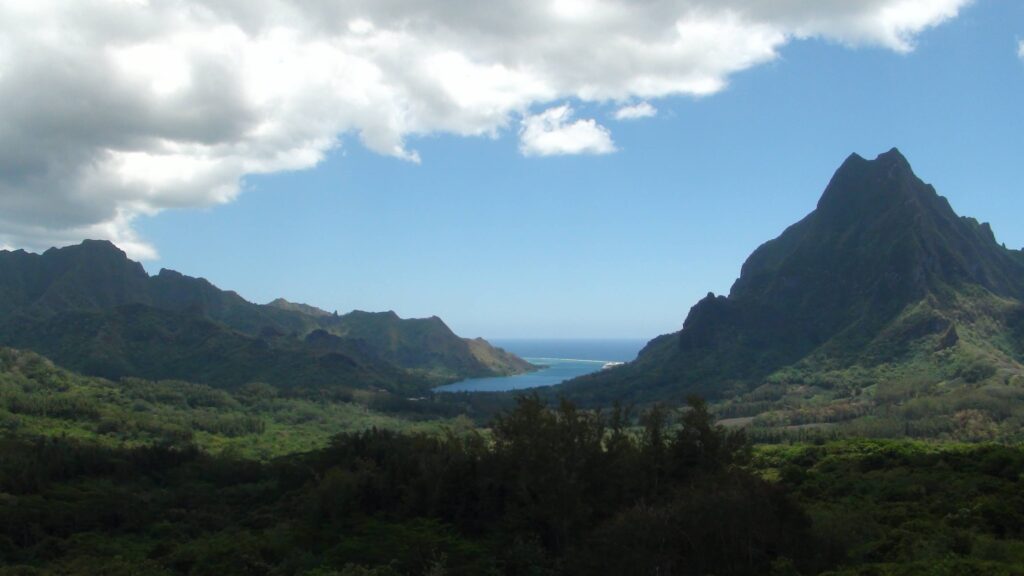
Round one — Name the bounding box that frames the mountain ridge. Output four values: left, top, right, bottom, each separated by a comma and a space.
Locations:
561, 149, 1024, 440
0, 241, 535, 394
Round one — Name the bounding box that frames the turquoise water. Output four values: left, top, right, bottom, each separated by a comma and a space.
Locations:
435, 338, 647, 393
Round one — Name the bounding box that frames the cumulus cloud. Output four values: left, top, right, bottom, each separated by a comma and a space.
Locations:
0, 0, 971, 258
520, 105, 616, 156
615, 102, 658, 120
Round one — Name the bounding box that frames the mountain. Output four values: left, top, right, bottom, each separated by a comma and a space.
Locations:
266, 301, 534, 379
0, 242, 534, 394
563, 149, 1024, 440
319, 310, 536, 379
0, 304, 418, 394
267, 297, 333, 318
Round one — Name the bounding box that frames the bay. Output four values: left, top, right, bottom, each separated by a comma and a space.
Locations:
434, 338, 647, 393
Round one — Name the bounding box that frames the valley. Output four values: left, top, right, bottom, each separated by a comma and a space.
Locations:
4, 1, 1022, 573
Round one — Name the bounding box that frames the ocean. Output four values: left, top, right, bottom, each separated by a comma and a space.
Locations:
434, 338, 649, 393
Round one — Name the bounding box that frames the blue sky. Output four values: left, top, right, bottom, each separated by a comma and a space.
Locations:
2, 0, 1022, 339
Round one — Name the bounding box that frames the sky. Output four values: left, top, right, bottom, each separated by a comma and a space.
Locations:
1, 0, 1022, 339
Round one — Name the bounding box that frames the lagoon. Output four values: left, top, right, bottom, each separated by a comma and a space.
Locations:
435, 338, 646, 393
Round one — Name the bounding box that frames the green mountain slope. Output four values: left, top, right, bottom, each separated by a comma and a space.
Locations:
267, 297, 333, 318
0, 242, 534, 393
0, 347, 466, 458
268, 301, 534, 379
563, 149, 1024, 439
0, 305, 418, 394
320, 310, 536, 379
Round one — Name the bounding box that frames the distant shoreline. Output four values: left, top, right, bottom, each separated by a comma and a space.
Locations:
524, 357, 609, 364
435, 356, 614, 393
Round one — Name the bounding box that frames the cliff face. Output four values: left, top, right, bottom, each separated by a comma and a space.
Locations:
562, 149, 1024, 409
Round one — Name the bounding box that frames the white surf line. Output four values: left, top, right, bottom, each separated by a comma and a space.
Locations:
525, 357, 611, 364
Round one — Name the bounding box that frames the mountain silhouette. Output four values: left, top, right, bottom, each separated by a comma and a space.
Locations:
0, 242, 533, 393
564, 149, 1024, 414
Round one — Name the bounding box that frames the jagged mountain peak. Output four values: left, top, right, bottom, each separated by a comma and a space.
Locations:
734, 148, 1023, 304
837, 146, 910, 170
42, 238, 123, 256
267, 298, 333, 318
873, 146, 912, 167
816, 147, 938, 218
563, 149, 1024, 409
40, 239, 143, 271
0, 240, 149, 317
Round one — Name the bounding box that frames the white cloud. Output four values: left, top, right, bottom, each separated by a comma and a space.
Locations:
1019, 40, 1024, 60
520, 105, 616, 156
615, 102, 658, 120
0, 0, 971, 258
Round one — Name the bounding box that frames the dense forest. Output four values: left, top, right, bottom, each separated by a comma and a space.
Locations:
0, 347, 530, 460
2, 386, 1023, 575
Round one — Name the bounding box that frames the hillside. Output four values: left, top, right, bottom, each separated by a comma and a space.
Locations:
4, 379, 1023, 574
320, 310, 536, 380
0, 347, 466, 458
0, 242, 534, 394
563, 149, 1024, 440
